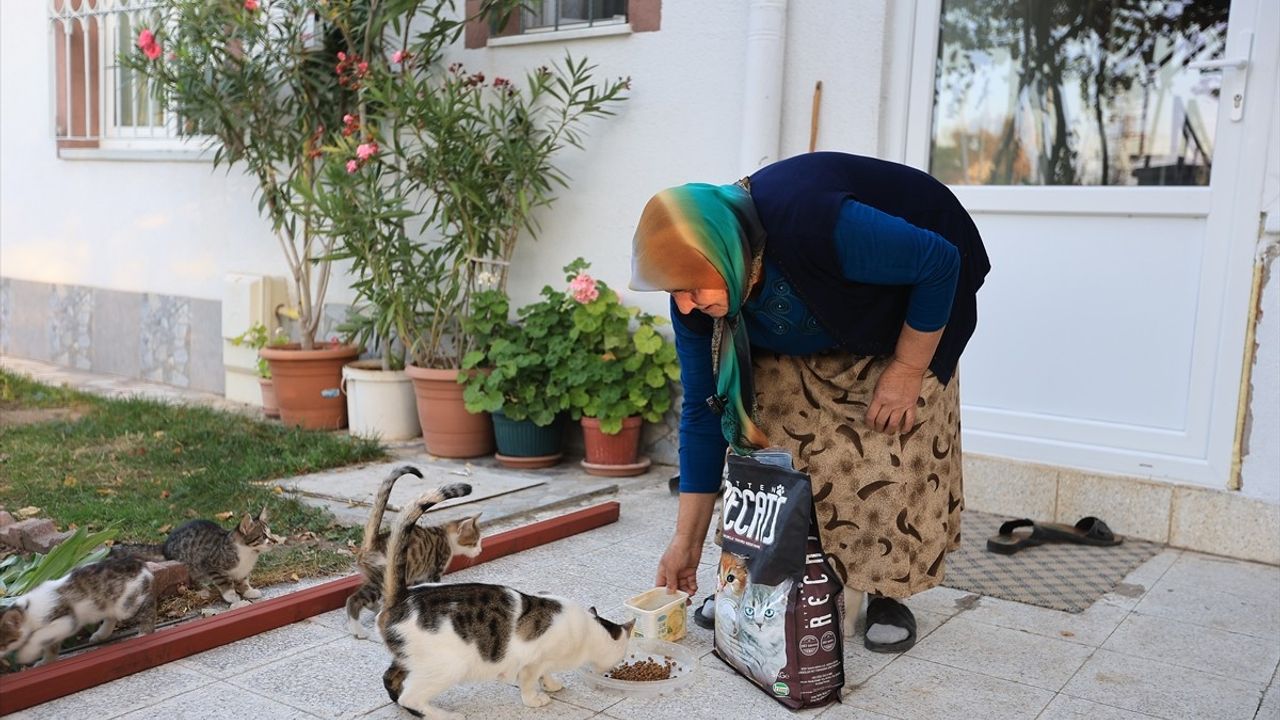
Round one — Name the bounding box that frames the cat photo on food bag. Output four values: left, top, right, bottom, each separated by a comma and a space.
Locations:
714, 552, 749, 647
737, 578, 792, 685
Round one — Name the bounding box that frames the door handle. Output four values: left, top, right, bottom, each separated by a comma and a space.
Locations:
1187, 57, 1248, 70
1188, 31, 1252, 122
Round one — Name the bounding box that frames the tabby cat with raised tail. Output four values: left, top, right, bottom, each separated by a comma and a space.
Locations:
345, 466, 481, 638
161, 507, 274, 606
378, 490, 634, 719
0, 556, 156, 666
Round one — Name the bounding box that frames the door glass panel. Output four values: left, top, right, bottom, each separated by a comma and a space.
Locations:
931, 0, 1230, 186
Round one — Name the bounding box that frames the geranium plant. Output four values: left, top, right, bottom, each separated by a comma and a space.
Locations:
540, 260, 680, 435
458, 288, 576, 427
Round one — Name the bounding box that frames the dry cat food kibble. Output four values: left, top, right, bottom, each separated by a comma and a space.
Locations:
605, 655, 678, 681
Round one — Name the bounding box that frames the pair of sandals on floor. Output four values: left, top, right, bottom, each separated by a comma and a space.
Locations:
694, 516, 1124, 653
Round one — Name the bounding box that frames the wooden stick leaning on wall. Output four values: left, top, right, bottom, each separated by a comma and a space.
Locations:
809, 80, 823, 153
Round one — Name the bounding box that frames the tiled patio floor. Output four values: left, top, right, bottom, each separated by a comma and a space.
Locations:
8, 480, 1278, 720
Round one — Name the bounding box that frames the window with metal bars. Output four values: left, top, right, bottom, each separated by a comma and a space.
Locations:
49, 0, 198, 151
520, 0, 628, 34
465, 0, 659, 48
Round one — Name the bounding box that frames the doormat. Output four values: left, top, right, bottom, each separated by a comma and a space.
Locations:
941, 511, 1163, 613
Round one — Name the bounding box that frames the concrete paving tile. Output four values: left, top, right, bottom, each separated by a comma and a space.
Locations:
563, 543, 667, 595
906, 584, 976, 619
514, 573, 640, 615
815, 704, 902, 720
227, 636, 392, 718
113, 682, 318, 720
839, 609, 949, 687
310, 607, 355, 633
1116, 549, 1181, 593
360, 688, 596, 720
1037, 695, 1165, 720
6, 662, 213, 720
959, 594, 1131, 647
1063, 649, 1264, 720
840, 655, 1054, 720
605, 661, 827, 720
1102, 612, 1280, 685
1157, 553, 1280, 600
906, 615, 1093, 691
447, 557, 535, 586
1134, 579, 1280, 640
179, 619, 345, 678
1260, 677, 1280, 720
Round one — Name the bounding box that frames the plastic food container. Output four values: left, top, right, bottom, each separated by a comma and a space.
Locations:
622, 587, 688, 642
580, 637, 700, 697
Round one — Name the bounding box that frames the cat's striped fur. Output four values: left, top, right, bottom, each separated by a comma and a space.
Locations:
161, 507, 274, 605
0, 556, 156, 666
345, 466, 480, 638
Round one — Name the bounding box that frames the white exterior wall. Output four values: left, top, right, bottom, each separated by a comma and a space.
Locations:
0, 1, 888, 317
1241, 96, 1280, 503
443, 0, 889, 318
0, 2, 290, 304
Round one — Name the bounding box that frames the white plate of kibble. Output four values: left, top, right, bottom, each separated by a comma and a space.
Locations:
580, 637, 700, 696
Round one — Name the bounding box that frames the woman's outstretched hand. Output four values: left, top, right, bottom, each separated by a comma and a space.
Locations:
867, 359, 925, 433
656, 537, 703, 596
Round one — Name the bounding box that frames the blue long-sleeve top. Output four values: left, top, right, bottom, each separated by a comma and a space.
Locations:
675, 199, 960, 493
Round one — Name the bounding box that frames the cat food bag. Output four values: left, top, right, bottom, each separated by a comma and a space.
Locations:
713, 450, 845, 709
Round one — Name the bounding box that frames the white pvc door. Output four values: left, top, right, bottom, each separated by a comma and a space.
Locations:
900, 0, 1278, 487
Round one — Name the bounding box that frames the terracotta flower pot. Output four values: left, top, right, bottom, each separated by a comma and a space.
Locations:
258, 377, 280, 418
581, 416, 650, 476
405, 365, 494, 458
260, 343, 360, 430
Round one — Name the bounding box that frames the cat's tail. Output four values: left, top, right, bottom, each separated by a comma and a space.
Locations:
382, 483, 472, 609
360, 465, 424, 556
107, 543, 166, 562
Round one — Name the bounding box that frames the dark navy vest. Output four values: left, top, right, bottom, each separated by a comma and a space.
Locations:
678, 152, 990, 384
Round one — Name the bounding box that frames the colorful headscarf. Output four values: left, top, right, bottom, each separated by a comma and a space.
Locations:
630, 182, 770, 454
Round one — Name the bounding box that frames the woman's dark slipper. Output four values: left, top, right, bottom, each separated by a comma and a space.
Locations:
693, 595, 716, 630
864, 597, 916, 653
986, 516, 1123, 555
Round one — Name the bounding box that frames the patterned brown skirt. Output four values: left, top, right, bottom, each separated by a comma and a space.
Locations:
752, 352, 964, 598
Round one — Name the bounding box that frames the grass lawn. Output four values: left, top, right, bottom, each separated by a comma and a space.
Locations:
0, 369, 386, 587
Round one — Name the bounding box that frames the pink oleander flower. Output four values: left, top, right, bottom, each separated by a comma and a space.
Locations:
243, 0, 259, 11
356, 142, 377, 161
346, 159, 359, 174
137, 29, 161, 61
391, 49, 408, 64
569, 272, 599, 304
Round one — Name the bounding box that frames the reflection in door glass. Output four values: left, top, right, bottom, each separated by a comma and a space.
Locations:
930, 0, 1230, 186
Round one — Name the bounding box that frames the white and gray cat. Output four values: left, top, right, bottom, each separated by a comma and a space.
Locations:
0, 556, 156, 666
377, 489, 635, 720
738, 578, 792, 685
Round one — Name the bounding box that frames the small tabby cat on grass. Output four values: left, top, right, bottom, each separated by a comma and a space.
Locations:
377, 489, 635, 720
160, 507, 274, 606
0, 556, 156, 666
345, 465, 481, 639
